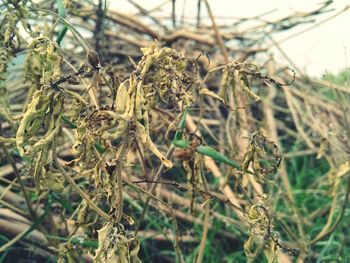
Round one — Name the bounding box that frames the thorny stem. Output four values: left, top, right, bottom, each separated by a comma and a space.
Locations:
52, 140, 111, 221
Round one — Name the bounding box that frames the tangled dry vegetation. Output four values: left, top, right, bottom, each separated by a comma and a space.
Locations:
0, 0, 350, 262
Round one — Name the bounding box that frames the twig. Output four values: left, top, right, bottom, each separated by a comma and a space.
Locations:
309, 175, 350, 245
52, 141, 111, 222
132, 179, 244, 213
196, 0, 202, 28
135, 144, 176, 234
271, 5, 350, 47
196, 163, 210, 263
172, 0, 176, 28
0, 125, 35, 220
196, 199, 210, 263
125, 179, 185, 263
128, 0, 168, 31
204, 0, 229, 62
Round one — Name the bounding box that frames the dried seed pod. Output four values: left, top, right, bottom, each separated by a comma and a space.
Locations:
87, 50, 101, 69
115, 82, 128, 115
218, 67, 229, 99
241, 144, 255, 171
252, 151, 262, 173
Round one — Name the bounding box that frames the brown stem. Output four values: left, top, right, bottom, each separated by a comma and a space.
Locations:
135, 144, 176, 234
0, 142, 35, 219
52, 142, 111, 221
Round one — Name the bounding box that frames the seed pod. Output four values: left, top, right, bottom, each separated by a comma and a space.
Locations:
115, 82, 128, 114
87, 50, 101, 69
218, 67, 229, 99
241, 144, 254, 171
252, 151, 262, 172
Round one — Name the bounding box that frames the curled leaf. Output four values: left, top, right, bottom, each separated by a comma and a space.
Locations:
94, 223, 142, 263
136, 122, 172, 168
16, 91, 50, 156
43, 171, 65, 192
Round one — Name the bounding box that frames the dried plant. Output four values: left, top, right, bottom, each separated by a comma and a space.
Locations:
1, 0, 349, 262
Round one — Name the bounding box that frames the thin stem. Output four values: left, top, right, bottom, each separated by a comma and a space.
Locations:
125, 179, 185, 263
309, 175, 350, 245
31, 8, 92, 52
0, 141, 35, 219
135, 144, 176, 235
52, 141, 111, 221
196, 162, 210, 263
204, 0, 229, 63
131, 179, 245, 213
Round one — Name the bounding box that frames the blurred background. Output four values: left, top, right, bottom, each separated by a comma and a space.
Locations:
111, 0, 350, 76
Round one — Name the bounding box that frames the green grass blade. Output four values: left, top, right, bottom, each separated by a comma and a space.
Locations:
56, 0, 66, 17
56, 27, 68, 45
61, 114, 77, 129
94, 142, 106, 154
56, 0, 68, 45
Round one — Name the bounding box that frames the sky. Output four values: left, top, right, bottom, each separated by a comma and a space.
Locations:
111, 0, 350, 77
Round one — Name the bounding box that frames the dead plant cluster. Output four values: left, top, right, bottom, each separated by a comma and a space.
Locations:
0, 0, 350, 262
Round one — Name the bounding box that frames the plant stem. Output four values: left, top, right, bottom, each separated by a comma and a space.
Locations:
135, 144, 176, 235
52, 141, 111, 221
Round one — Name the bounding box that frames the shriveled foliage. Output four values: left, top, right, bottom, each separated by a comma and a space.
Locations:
1, 1, 349, 262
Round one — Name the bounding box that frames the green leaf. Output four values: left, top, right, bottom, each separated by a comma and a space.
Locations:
94, 143, 106, 154
57, 0, 67, 17
56, 27, 68, 45
56, 0, 68, 45
61, 114, 77, 129
172, 139, 243, 171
